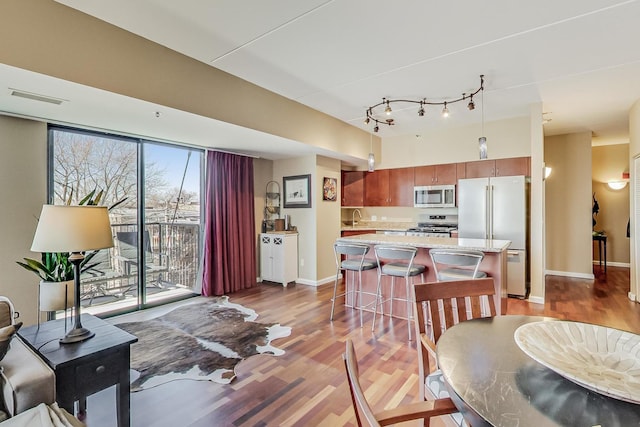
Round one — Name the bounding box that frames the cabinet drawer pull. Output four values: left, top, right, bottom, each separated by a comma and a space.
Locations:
95, 365, 106, 374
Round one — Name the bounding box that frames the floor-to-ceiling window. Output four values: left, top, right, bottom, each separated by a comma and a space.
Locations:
49, 126, 203, 315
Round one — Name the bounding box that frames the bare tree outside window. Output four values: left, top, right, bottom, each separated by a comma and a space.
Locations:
49, 128, 202, 312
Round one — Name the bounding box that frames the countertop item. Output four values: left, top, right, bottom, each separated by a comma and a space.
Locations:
337, 233, 511, 253
437, 315, 640, 427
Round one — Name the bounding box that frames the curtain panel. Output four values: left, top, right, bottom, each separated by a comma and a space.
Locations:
202, 151, 256, 295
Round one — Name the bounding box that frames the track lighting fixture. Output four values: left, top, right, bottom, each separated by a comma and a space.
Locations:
364, 75, 484, 130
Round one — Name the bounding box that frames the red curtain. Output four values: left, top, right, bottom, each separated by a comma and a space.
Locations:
201, 151, 256, 296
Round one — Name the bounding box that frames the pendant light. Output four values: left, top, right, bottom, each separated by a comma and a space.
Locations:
368, 133, 375, 172
478, 77, 487, 159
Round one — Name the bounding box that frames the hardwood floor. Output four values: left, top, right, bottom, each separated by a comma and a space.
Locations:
85, 266, 640, 427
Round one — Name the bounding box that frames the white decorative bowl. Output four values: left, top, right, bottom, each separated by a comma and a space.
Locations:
514, 320, 640, 404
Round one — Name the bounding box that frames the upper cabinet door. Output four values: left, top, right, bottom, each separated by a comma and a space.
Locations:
389, 167, 414, 206
434, 163, 457, 184
414, 163, 457, 185
495, 157, 530, 177
364, 169, 390, 206
342, 170, 364, 206
465, 160, 496, 178
414, 165, 435, 185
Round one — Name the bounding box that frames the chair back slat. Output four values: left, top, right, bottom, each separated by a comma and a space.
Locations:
335, 243, 370, 257
374, 245, 417, 261
429, 249, 485, 281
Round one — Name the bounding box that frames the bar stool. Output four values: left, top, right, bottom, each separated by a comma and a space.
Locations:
429, 249, 487, 281
429, 249, 489, 323
331, 242, 377, 326
371, 245, 426, 340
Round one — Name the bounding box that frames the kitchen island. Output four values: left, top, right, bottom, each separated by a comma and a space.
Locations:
336, 233, 511, 317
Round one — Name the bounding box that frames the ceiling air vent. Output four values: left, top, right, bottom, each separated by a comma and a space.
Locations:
9, 88, 65, 105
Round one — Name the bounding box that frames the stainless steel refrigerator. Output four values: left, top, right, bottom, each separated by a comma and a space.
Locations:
458, 175, 529, 297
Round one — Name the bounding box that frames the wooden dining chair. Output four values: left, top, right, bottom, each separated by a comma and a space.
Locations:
412, 278, 496, 427
343, 339, 457, 427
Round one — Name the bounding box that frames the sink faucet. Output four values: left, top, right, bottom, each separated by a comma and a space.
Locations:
352, 209, 362, 226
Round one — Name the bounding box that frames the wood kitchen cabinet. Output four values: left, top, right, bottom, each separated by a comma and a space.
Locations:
414, 163, 457, 185
364, 169, 390, 206
464, 157, 530, 178
389, 167, 414, 206
495, 157, 530, 176
341, 170, 364, 206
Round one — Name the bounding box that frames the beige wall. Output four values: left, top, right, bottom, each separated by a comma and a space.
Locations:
544, 132, 593, 276
0, 116, 47, 326
529, 103, 546, 303
316, 156, 342, 284
273, 156, 318, 283
379, 116, 531, 169
629, 100, 640, 300
592, 144, 630, 266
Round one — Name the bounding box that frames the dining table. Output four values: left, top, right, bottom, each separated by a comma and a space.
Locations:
435, 315, 640, 426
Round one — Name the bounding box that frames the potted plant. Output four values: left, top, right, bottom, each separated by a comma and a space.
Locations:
17, 189, 127, 314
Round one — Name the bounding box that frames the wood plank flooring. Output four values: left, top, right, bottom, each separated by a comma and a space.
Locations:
84, 266, 640, 426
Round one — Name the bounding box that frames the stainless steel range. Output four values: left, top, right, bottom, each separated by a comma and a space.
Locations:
406, 214, 458, 237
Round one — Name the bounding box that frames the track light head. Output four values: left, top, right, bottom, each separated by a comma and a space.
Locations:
384, 100, 392, 115
467, 95, 475, 110
364, 117, 370, 124
373, 125, 379, 133
442, 102, 449, 118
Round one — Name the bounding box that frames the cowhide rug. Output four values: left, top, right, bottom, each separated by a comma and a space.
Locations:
116, 296, 291, 391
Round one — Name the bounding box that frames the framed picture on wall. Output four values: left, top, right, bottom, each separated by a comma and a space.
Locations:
283, 174, 311, 208
323, 177, 337, 201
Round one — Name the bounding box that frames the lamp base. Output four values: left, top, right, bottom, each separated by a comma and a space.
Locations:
60, 326, 95, 344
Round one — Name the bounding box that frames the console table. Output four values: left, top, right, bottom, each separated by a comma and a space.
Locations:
19, 314, 137, 427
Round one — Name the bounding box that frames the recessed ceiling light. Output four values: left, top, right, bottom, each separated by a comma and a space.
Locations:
9, 88, 65, 105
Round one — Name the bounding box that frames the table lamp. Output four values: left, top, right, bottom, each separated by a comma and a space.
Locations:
31, 205, 114, 344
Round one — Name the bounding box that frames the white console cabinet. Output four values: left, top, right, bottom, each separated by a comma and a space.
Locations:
260, 232, 298, 287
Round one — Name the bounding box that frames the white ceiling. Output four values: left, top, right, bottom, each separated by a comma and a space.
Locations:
4, 0, 640, 159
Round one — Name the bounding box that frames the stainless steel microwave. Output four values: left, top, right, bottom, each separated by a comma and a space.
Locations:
414, 185, 456, 208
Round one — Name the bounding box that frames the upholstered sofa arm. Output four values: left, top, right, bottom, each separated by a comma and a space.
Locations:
0, 337, 55, 417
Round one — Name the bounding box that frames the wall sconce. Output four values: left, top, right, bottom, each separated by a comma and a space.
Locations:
607, 181, 628, 190
544, 166, 552, 180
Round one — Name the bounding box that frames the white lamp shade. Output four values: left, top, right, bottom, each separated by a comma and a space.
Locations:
31, 205, 114, 253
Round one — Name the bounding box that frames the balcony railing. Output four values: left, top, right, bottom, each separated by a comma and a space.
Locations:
80, 222, 200, 307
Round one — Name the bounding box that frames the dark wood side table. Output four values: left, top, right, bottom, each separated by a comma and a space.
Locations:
19, 313, 137, 427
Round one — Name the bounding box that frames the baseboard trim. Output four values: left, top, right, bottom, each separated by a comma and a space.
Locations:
545, 270, 594, 280
527, 296, 545, 305
295, 275, 335, 287
591, 261, 630, 268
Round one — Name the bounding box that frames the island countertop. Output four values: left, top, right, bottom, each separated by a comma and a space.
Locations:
337, 233, 511, 253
